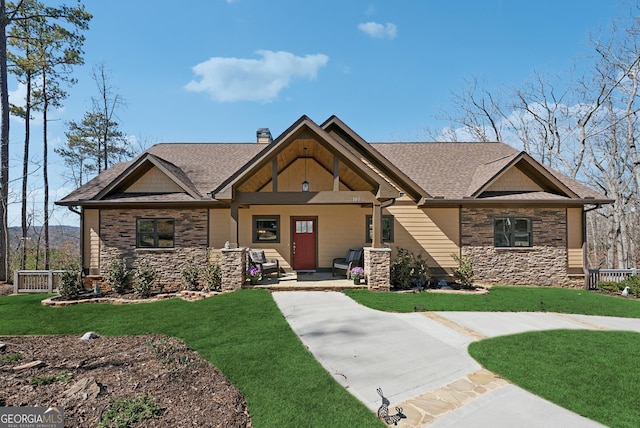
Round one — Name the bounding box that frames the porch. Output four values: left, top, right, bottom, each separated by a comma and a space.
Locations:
242, 271, 368, 291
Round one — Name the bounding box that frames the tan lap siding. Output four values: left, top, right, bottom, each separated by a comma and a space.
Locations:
84, 209, 100, 274
209, 208, 231, 248
239, 205, 370, 270
386, 204, 460, 275
567, 207, 584, 273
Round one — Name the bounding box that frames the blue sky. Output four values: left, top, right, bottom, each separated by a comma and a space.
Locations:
7, 0, 630, 226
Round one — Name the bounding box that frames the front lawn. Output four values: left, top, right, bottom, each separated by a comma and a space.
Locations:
469, 330, 640, 428
0, 290, 383, 428
344, 286, 640, 427
344, 286, 640, 317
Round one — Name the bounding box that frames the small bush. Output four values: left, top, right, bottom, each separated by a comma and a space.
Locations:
0, 352, 24, 366
105, 257, 130, 294
133, 259, 157, 298
98, 394, 162, 428
59, 263, 81, 299
622, 275, 640, 297
451, 253, 475, 288
180, 259, 200, 291
203, 256, 222, 292
30, 371, 73, 386
597, 281, 622, 294
390, 248, 431, 290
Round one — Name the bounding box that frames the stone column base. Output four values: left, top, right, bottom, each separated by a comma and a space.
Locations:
221, 248, 247, 291
364, 247, 391, 292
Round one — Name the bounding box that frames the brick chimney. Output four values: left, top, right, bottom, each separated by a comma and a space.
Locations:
256, 128, 272, 144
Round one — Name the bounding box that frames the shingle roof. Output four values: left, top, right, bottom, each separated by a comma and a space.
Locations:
56, 123, 610, 206
371, 142, 520, 199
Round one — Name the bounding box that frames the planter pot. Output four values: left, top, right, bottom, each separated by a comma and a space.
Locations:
249, 278, 258, 285
353, 277, 362, 285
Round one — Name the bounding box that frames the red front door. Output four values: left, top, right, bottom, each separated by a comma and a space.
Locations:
292, 217, 317, 271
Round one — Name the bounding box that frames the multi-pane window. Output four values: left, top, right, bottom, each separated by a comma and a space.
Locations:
137, 218, 174, 248
494, 217, 532, 247
253, 216, 280, 243
366, 215, 394, 243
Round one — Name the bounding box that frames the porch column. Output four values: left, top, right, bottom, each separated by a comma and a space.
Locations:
230, 202, 239, 247
333, 156, 340, 191
221, 247, 247, 291
364, 247, 391, 291
371, 202, 382, 248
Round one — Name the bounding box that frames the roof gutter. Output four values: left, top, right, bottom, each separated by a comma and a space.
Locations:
67, 206, 81, 215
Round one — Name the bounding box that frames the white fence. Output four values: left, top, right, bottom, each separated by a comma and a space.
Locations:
13, 270, 65, 293
586, 268, 640, 290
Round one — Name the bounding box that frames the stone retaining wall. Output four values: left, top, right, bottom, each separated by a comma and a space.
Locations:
460, 207, 574, 286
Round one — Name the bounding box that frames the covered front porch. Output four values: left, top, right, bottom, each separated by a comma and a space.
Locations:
242, 271, 368, 291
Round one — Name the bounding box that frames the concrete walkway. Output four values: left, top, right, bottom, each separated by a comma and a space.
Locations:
273, 291, 640, 427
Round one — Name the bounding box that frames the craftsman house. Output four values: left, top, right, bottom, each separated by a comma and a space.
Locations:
56, 115, 611, 290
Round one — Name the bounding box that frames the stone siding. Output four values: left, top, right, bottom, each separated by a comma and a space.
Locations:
461, 207, 573, 286
221, 248, 247, 291
364, 247, 391, 291
99, 208, 209, 290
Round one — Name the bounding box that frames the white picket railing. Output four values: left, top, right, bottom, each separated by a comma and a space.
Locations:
13, 270, 65, 293
586, 268, 640, 290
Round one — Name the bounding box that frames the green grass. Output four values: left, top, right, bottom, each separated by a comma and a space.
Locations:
469, 330, 640, 428
345, 286, 640, 316
0, 291, 383, 428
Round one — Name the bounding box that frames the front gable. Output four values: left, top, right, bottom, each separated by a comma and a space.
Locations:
94, 153, 202, 201
213, 116, 400, 202
125, 165, 186, 193
470, 152, 578, 199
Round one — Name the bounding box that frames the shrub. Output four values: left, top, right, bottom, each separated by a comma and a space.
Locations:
98, 394, 162, 428
412, 254, 431, 287
105, 257, 130, 294
180, 259, 200, 291
59, 263, 81, 299
622, 275, 640, 297
30, 371, 73, 386
451, 253, 475, 288
391, 248, 414, 290
203, 256, 222, 292
133, 259, 157, 298
597, 281, 622, 294
390, 248, 431, 290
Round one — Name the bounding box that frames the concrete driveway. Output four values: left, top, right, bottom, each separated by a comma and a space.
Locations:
273, 291, 640, 427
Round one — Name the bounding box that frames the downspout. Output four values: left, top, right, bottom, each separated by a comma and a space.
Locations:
381, 198, 396, 247
582, 204, 602, 290
67, 206, 85, 278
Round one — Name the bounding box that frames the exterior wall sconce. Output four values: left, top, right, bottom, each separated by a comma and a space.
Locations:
302, 147, 309, 192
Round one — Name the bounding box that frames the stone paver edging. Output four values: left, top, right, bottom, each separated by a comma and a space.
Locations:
398, 369, 508, 426
41, 290, 226, 306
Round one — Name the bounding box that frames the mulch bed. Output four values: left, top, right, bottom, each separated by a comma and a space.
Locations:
0, 334, 250, 427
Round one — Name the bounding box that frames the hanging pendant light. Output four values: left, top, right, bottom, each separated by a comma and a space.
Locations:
302, 147, 309, 192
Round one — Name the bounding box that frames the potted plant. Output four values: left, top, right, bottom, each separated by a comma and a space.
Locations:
350, 267, 365, 285
247, 266, 261, 285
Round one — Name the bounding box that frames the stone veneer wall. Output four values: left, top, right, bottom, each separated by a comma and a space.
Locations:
99, 208, 209, 290
221, 248, 247, 291
364, 247, 391, 291
461, 207, 574, 287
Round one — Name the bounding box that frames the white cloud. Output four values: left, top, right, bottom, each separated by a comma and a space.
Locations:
185, 50, 329, 103
358, 22, 397, 40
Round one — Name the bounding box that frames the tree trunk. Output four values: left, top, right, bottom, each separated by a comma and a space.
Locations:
0, 1, 9, 281
42, 70, 49, 270
21, 71, 31, 270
